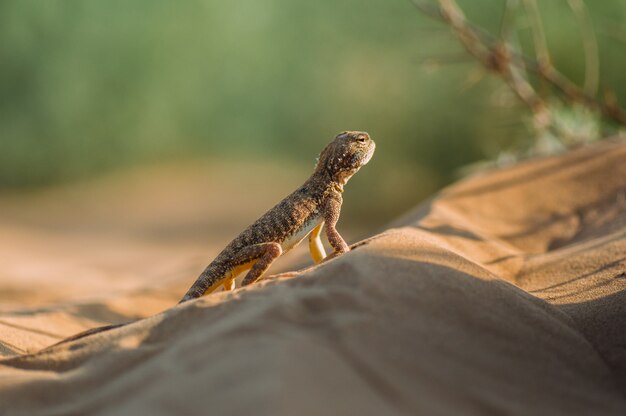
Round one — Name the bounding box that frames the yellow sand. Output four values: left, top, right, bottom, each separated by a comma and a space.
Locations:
1, 141, 625, 415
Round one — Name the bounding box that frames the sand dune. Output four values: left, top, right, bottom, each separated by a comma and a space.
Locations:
1, 140, 626, 415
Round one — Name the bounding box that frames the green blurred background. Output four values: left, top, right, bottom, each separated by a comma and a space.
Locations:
1, 0, 625, 228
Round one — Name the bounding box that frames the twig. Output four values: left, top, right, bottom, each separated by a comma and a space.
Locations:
409, 0, 626, 127
499, 0, 540, 112
500, 0, 519, 40
567, 0, 599, 96
521, 0, 550, 69
439, 0, 548, 125
520, 0, 550, 97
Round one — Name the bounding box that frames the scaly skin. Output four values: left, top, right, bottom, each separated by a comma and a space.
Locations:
180, 131, 375, 302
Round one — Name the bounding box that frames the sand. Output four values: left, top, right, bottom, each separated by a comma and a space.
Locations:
1, 140, 625, 415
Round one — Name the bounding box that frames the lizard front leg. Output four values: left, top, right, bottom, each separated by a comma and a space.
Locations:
308, 222, 326, 263
322, 196, 350, 261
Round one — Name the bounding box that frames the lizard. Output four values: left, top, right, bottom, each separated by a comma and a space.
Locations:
179, 130, 375, 302
45, 131, 375, 347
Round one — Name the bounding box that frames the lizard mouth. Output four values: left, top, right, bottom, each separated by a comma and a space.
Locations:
361, 140, 376, 166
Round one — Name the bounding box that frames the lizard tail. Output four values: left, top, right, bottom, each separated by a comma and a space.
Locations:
178, 282, 210, 303
178, 292, 196, 304
179, 263, 227, 303
43, 322, 130, 350
179, 279, 206, 303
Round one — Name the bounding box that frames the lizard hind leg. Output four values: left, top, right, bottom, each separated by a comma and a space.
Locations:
222, 258, 259, 291
223, 277, 236, 291
241, 242, 283, 286
179, 242, 281, 303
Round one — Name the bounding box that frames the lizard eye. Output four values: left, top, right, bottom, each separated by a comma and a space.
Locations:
356, 136, 367, 143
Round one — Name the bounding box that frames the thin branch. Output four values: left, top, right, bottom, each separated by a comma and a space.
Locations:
499, 0, 546, 123
567, 0, 599, 96
521, 0, 550, 68
500, 0, 532, 89
410, 0, 626, 126
500, 0, 519, 40
409, 0, 495, 46
439, 0, 546, 120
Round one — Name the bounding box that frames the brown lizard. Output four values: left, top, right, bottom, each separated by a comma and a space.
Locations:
46, 131, 374, 346
179, 130, 375, 302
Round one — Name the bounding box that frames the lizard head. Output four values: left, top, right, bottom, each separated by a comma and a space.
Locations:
316, 131, 376, 186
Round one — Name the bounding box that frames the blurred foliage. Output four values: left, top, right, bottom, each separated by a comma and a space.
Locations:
1, 0, 625, 225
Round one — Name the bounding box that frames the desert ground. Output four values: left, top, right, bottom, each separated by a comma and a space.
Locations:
1, 140, 625, 415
